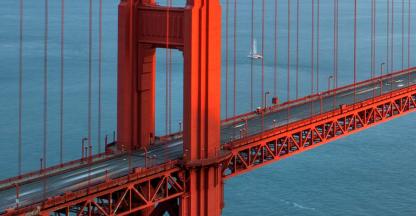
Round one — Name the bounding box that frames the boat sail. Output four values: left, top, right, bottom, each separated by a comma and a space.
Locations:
248, 39, 263, 59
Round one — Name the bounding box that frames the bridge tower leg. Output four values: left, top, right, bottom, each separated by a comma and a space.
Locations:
181, 1, 223, 216
117, 0, 223, 215
117, 0, 157, 151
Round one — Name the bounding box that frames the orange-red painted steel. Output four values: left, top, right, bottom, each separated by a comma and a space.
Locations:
6, 84, 415, 216
181, 1, 223, 215
4, 0, 416, 215
117, 0, 224, 215
223, 85, 416, 179
4, 162, 184, 216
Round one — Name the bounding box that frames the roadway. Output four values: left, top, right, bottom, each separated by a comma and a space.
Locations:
0, 70, 415, 212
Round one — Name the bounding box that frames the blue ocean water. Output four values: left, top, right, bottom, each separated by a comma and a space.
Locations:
0, 0, 415, 215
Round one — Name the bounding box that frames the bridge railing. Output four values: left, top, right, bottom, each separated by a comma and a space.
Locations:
221, 66, 416, 126
226, 82, 416, 150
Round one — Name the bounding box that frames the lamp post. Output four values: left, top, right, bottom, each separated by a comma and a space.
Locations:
264, 91, 270, 109
381, 62, 385, 76
328, 75, 334, 91
40, 158, 43, 171
380, 62, 386, 94
82, 137, 88, 160
144, 147, 148, 168
15, 183, 19, 208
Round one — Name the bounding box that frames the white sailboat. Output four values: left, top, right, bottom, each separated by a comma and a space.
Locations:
248, 39, 263, 59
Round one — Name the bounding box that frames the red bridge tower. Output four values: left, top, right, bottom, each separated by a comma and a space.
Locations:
117, 0, 224, 215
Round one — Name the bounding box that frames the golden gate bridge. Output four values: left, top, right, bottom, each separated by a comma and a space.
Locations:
0, 0, 415, 215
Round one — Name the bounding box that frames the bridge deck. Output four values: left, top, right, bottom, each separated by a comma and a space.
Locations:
1, 69, 415, 212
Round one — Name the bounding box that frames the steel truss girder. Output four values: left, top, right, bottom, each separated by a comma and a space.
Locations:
223, 86, 416, 179
47, 170, 184, 216
5, 165, 184, 216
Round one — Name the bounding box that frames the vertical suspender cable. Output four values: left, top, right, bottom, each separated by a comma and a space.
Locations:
333, 0, 339, 109
402, 0, 405, 70
43, 0, 49, 170
310, 0, 315, 118
333, 0, 336, 106
88, 0, 92, 159
87, 0, 92, 187
273, 0, 277, 98
374, 0, 377, 78
225, 0, 229, 119
287, 0, 291, 103
128, 0, 133, 169
250, 0, 254, 110
370, 0, 374, 78
87, 0, 93, 190
408, 0, 411, 69
311, 0, 315, 94
98, 0, 102, 153
335, 0, 339, 88
165, 53, 168, 134
408, 0, 411, 88
387, 0, 390, 74
261, 0, 265, 108
18, 0, 23, 176
42, 0, 49, 198
374, 0, 377, 82
233, 0, 237, 117
317, 0, 320, 93
391, 0, 395, 89
169, 0, 172, 134
353, 0, 357, 105
60, 0, 65, 164
296, 0, 299, 99
371, 0, 375, 99
333, 0, 336, 83
165, 0, 170, 135
261, 0, 265, 130
287, 0, 291, 126
391, 0, 394, 72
